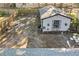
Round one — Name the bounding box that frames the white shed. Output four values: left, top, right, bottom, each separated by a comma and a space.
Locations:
38, 5, 72, 32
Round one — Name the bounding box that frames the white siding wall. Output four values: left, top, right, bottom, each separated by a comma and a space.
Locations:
42, 15, 71, 32
42, 18, 52, 31
60, 17, 70, 31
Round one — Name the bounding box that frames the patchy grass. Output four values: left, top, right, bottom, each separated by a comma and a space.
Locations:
17, 8, 38, 16
0, 11, 9, 17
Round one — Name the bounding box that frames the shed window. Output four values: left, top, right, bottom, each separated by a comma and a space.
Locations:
47, 24, 50, 26
65, 23, 67, 26
47, 28, 49, 30
53, 20, 60, 28
43, 26, 46, 29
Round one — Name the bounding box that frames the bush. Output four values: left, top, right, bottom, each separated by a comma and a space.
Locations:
0, 11, 9, 17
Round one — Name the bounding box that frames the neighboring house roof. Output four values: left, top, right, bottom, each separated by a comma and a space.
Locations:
39, 5, 69, 19
41, 13, 72, 20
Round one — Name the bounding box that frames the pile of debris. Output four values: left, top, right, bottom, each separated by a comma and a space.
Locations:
70, 33, 79, 48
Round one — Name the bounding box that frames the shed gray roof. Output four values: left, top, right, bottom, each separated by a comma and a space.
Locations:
39, 5, 67, 19
41, 13, 72, 20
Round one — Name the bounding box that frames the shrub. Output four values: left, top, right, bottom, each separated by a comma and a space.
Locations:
0, 11, 9, 17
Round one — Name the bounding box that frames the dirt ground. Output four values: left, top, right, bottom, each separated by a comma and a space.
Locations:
39, 34, 68, 48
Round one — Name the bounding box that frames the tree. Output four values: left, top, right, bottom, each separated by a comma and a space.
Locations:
10, 3, 16, 8
58, 3, 63, 9
38, 3, 40, 8
68, 12, 79, 32
44, 3, 48, 6
53, 3, 56, 7
75, 3, 79, 8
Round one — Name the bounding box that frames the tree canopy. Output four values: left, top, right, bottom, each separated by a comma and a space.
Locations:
68, 12, 78, 24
